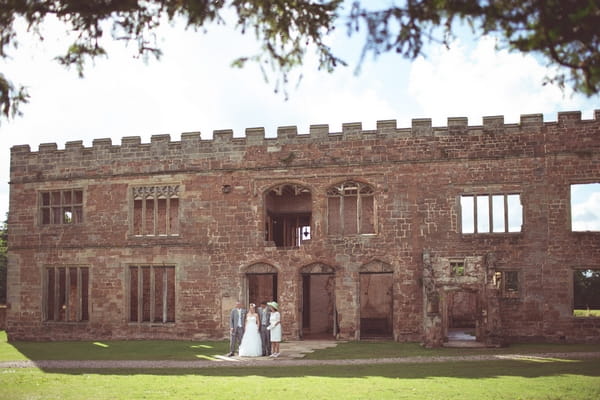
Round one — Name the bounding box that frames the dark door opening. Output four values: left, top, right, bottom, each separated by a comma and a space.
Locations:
301, 273, 335, 339
247, 273, 277, 305
360, 272, 393, 338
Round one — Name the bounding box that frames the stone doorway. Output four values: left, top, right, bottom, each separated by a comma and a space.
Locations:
300, 263, 336, 339
359, 272, 393, 338
245, 263, 278, 305
445, 290, 478, 342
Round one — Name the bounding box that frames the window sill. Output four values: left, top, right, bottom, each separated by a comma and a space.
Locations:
130, 234, 180, 238
43, 321, 89, 324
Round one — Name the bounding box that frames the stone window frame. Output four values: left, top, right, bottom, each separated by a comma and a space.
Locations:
42, 265, 90, 323
130, 184, 180, 237
449, 259, 466, 277
459, 192, 523, 235
39, 188, 84, 225
326, 180, 377, 236
127, 264, 176, 324
493, 269, 523, 299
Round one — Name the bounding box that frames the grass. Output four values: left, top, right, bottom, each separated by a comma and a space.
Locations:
1, 359, 600, 399
304, 341, 600, 360
1, 331, 599, 362
0, 331, 230, 361
574, 309, 600, 317
1, 331, 600, 399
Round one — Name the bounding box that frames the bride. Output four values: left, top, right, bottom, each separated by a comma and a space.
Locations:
238, 303, 263, 357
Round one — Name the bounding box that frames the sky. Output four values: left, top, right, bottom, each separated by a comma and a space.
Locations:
1, 6, 599, 227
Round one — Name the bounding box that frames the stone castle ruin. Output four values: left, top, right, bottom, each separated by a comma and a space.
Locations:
6, 110, 600, 346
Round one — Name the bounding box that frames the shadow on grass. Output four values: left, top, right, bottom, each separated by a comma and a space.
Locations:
32, 359, 600, 379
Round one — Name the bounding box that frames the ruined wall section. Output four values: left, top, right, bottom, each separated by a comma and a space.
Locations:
7, 111, 600, 342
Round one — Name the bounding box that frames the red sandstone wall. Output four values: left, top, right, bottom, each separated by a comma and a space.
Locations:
6, 111, 600, 343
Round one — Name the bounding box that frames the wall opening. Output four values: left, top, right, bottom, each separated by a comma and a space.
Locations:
460, 193, 522, 234
43, 266, 89, 322
573, 269, 600, 317
571, 183, 600, 231
359, 272, 393, 338
327, 181, 375, 235
129, 265, 175, 323
446, 290, 477, 341
265, 184, 311, 248
300, 263, 336, 339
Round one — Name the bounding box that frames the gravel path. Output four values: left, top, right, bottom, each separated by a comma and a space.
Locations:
1, 352, 599, 370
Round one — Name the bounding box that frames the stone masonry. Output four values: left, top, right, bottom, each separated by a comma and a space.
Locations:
6, 110, 600, 346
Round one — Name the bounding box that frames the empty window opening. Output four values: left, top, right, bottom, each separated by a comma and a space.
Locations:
461, 193, 522, 234
493, 270, 520, 297
327, 181, 375, 235
265, 184, 311, 248
450, 261, 465, 276
573, 269, 600, 317
129, 265, 175, 323
132, 185, 180, 236
571, 183, 600, 231
44, 266, 89, 322
40, 189, 83, 225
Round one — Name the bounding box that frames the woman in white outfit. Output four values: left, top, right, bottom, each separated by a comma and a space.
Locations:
267, 301, 281, 357
238, 303, 263, 357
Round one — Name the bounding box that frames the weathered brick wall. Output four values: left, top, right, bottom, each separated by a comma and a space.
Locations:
6, 111, 600, 344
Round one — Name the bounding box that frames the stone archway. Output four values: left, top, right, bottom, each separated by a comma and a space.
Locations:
359, 261, 394, 339
299, 263, 336, 339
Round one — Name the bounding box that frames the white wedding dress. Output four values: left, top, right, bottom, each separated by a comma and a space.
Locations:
238, 315, 263, 357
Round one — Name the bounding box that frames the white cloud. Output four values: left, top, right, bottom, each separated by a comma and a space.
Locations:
1, 19, 599, 221
572, 186, 600, 231
407, 36, 594, 125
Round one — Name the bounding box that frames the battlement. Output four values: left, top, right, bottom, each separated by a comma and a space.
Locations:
11, 110, 600, 155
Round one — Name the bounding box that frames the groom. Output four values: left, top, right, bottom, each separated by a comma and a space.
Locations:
257, 301, 271, 356
228, 300, 246, 356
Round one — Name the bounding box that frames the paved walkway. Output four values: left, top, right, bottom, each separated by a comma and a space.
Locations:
1, 340, 599, 370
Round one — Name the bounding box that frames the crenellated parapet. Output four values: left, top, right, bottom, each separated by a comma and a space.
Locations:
10, 110, 600, 182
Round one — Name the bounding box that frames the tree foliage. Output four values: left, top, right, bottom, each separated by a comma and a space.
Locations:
0, 0, 599, 124
574, 269, 600, 310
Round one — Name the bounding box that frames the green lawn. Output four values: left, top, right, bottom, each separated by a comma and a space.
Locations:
2, 331, 599, 362
1, 359, 600, 400
1, 331, 600, 400
574, 309, 600, 317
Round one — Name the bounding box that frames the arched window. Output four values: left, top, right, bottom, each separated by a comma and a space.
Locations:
327, 181, 375, 235
265, 183, 312, 248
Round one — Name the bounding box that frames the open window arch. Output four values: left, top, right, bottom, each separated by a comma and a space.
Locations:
327, 180, 376, 235
264, 183, 312, 248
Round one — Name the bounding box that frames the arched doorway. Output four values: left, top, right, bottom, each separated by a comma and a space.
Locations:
245, 263, 278, 305
359, 261, 393, 339
300, 263, 336, 339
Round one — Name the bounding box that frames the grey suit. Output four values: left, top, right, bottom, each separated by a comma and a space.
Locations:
257, 305, 271, 356
229, 307, 247, 355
